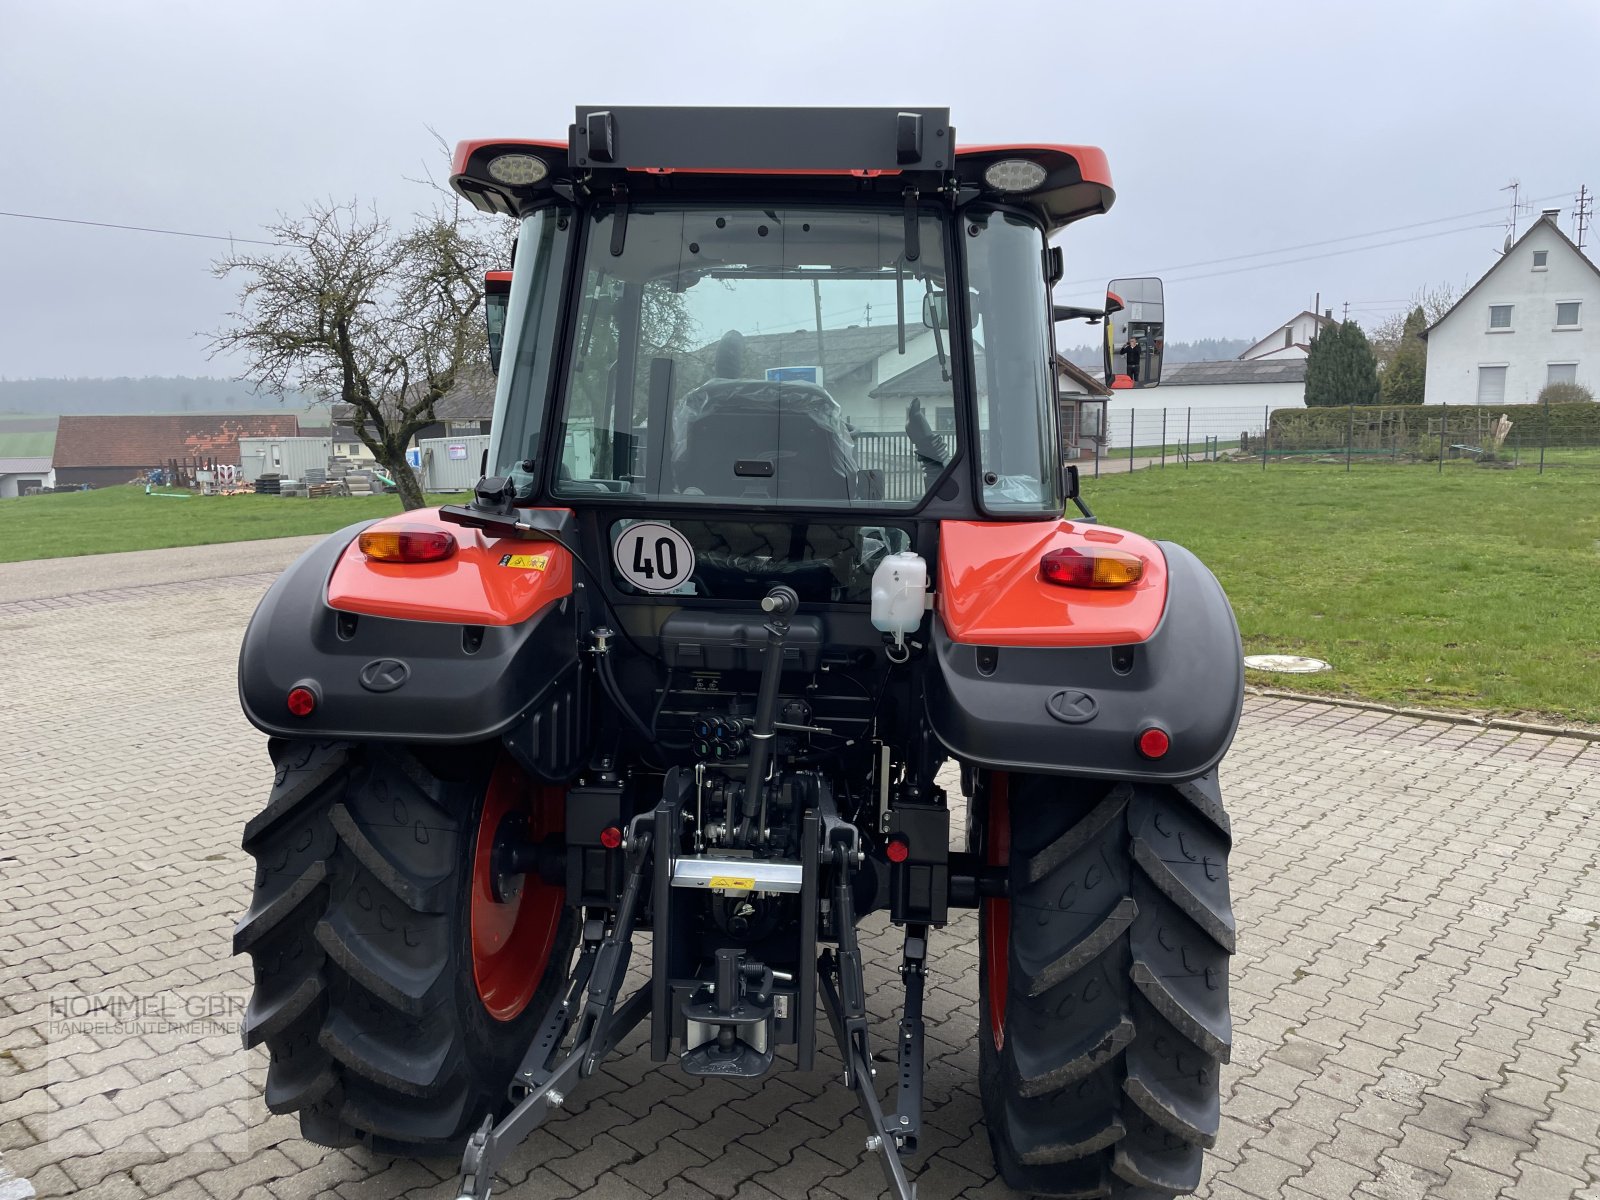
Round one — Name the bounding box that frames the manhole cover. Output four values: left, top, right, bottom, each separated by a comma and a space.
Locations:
1243, 654, 1332, 674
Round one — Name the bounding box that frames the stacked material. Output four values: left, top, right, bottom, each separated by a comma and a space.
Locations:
346, 471, 373, 496
278, 479, 305, 498
255, 473, 282, 496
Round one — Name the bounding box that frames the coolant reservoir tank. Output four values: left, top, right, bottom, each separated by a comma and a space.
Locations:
870, 551, 928, 636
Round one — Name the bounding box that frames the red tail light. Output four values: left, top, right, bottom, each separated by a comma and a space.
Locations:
358, 526, 457, 563
1041, 547, 1144, 589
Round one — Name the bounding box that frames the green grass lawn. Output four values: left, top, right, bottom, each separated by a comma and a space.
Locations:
1085, 462, 1600, 723
0, 485, 461, 564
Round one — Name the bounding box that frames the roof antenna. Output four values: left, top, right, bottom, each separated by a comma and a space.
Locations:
1498, 178, 1523, 253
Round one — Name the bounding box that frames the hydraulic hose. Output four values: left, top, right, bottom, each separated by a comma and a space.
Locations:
593, 632, 657, 744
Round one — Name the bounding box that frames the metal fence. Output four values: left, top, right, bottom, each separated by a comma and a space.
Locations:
1082, 402, 1600, 476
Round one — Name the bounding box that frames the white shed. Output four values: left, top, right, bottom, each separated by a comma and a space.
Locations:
1125, 358, 1307, 448
0, 456, 54, 497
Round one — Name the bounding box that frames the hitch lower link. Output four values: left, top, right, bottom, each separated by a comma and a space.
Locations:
455, 817, 655, 1200
456, 818, 928, 1200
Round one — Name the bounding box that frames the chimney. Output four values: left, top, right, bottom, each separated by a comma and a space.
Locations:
1324, 308, 1333, 320
1542, 208, 1561, 224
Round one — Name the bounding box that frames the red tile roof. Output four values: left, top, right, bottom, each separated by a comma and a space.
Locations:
51, 414, 301, 469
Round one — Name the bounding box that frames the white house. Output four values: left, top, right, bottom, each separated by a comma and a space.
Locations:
1239, 310, 1336, 362
1422, 210, 1599, 405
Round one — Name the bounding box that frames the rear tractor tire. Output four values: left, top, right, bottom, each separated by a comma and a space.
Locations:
233, 740, 575, 1153
978, 771, 1235, 1198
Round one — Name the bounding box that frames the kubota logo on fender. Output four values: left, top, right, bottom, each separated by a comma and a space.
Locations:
359, 659, 410, 693
1045, 688, 1098, 724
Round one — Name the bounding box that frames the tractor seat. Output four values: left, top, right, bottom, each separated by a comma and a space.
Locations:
672, 379, 858, 502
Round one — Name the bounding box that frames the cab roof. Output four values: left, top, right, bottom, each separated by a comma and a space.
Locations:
450, 106, 1113, 233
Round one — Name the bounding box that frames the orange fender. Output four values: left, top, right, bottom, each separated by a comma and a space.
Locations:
936, 519, 1167, 647
326, 508, 572, 626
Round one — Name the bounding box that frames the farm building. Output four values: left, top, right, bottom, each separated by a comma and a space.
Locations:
51, 414, 301, 488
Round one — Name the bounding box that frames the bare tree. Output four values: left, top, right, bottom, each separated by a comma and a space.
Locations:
1365, 282, 1463, 373
211, 195, 504, 509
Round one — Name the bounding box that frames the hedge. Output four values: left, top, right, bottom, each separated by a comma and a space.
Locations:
1267, 403, 1600, 451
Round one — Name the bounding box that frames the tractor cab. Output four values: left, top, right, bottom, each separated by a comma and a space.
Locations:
455, 109, 1123, 531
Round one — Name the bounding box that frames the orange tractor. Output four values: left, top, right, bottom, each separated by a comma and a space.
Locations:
235, 107, 1239, 1199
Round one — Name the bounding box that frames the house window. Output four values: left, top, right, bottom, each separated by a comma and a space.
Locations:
1532, 250, 1548, 270
1477, 365, 1507, 404
1487, 305, 1513, 330
1555, 301, 1581, 328
1547, 363, 1578, 386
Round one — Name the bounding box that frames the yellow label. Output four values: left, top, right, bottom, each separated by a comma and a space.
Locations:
708, 876, 756, 891
498, 553, 549, 570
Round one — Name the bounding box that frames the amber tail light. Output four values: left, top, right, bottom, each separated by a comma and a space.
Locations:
358, 527, 457, 563
1040, 547, 1143, 589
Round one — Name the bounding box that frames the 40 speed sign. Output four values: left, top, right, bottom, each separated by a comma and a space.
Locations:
612, 521, 696, 593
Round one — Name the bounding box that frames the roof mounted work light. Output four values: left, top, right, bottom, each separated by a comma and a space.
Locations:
983, 158, 1048, 193
487, 153, 548, 185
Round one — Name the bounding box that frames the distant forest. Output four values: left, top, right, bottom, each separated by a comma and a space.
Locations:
0, 376, 319, 416
1059, 337, 1255, 370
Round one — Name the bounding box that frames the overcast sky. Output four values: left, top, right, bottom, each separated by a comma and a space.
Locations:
2, 0, 1596, 379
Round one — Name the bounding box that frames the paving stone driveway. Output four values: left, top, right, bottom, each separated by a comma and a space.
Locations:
2, 540, 1598, 1200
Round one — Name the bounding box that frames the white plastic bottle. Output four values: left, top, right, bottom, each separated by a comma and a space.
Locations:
871, 552, 929, 651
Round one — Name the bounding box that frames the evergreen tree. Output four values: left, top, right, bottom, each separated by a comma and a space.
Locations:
1378, 307, 1427, 406
1305, 320, 1381, 407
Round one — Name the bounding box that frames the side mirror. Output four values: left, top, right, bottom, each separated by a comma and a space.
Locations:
1102, 277, 1164, 389
485, 271, 512, 375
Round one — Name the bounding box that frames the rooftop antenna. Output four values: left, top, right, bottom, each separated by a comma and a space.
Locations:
1575, 185, 1593, 252
1499, 179, 1524, 253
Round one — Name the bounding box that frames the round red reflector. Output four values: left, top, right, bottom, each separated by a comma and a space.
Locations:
1137, 728, 1170, 759
599, 826, 623, 850
286, 686, 316, 717
886, 836, 911, 864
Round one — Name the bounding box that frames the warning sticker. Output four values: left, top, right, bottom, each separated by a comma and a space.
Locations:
708, 876, 756, 891
498, 553, 549, 570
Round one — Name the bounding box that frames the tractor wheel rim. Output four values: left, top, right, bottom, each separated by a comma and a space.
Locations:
471, 756, 564, 1021
982, 772, 1010, 1051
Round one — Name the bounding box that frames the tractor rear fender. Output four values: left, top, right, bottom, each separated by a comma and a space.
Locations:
926, 537, 1242, 783
237, 518, 585, 770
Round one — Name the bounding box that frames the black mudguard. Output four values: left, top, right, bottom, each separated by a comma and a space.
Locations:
925, 541, 1242, 783
237, 522, 586, 776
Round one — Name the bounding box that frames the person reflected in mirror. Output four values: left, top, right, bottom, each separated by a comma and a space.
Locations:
1121, 334, 1142, 384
